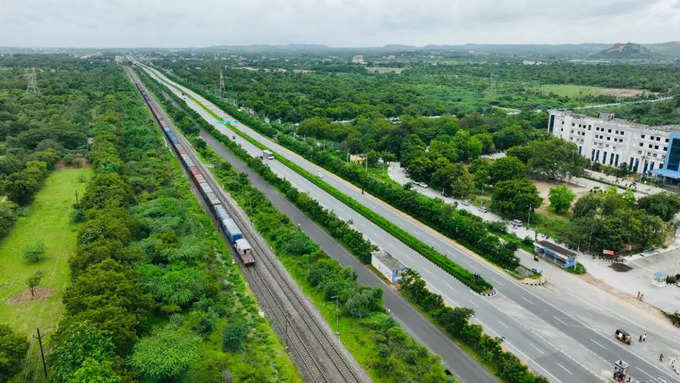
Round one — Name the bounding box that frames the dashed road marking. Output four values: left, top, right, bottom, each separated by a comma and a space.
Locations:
529, 343, 544, 354
553, 316, 569, 326
589, 338, 607, 350
556, 362, 573, 375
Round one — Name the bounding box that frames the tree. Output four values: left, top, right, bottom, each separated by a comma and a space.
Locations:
448, 163, 474, 198
48, 320, 117, 383
0, 324, 29, 382
129, 326, 202, 381
527, 139, 586, 180
26, 270, 44, 297
0, 202, 17, 240
222, 321, 246, 352
22, 242, 45, 263
490, 179, 542, 220
572, 194, 600, 218
506, 145, 532, 163
489, 156, 527, 184
69, 358, 121, 383
637, 193, 680, 221
549, 186, 576, 213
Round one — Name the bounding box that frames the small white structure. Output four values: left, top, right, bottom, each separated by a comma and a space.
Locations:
371, 250, 406, 283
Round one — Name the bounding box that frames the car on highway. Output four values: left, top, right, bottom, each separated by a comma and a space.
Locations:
414, 181, 428, 188
614, 328, 631, 345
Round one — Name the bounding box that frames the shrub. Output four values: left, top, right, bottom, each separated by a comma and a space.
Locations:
222, 322, 246, 352
23, 242, 46, 263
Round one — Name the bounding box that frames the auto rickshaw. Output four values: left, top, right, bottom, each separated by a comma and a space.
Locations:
614, 329, 632, 345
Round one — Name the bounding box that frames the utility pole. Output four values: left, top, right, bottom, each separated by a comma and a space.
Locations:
26, 67, 38, 95
35, 328, 48, 378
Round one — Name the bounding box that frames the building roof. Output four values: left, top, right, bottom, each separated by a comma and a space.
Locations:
536, 240, 577, 258
372, 250, 405, 270
549, 109, 680, 133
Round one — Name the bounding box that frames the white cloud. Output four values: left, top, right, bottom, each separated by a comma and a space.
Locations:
0, 0, 678, 47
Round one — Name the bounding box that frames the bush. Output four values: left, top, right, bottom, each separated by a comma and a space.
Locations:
23, 242, 45, 263
0, 324, 29, 382
222, 322, 246, 352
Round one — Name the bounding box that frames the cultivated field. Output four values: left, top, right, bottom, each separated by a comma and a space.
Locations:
0, 168, 91, 381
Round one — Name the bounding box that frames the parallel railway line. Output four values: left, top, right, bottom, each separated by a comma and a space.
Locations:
126, 66, 368, 383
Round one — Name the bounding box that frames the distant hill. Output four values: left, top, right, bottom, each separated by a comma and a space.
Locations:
592, 42, 651, 58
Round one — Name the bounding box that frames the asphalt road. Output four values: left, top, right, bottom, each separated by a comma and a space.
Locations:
200, 129, 499, 383
141, 63, 680, 383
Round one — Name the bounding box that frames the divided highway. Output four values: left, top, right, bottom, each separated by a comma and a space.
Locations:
138, 62, 680, 383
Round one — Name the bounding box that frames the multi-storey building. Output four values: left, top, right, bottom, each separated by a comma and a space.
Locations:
547, 110, 680, 180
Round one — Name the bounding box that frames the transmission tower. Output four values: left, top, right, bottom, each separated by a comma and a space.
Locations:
219, 70, 225, 98
26, 67, 38, 94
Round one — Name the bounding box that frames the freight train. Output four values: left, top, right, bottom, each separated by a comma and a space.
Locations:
133, 79, 255, 266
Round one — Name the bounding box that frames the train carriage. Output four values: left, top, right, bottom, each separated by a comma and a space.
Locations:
214, 205, 230, 221
205, 191, 220, 206
222, 218, 243, 243
192, 172, 206, 185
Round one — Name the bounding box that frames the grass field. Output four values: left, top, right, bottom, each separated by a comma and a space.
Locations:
0, 167, 91, 382
536, 84, 653, 98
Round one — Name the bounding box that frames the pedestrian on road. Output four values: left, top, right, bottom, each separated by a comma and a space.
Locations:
639, 334, 643, 342
642, 332, 647, 342
659, 353, 664, 362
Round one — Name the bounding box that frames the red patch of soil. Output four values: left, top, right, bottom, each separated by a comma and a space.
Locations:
6, 287, 55, 305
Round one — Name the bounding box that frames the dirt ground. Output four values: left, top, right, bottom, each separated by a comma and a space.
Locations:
599, 88, 657, 98
6, 287, 55, 305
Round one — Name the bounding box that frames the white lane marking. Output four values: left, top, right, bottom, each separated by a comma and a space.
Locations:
555, 362, 573, 375
553, 316, 569, 327
520, 295, 533, 304
528, 343, 544, 354
638, 369, 654, 379
497, 321, 509, 329
589, 338, 607, 350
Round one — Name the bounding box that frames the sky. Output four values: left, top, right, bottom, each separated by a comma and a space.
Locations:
1, 0, 680, 47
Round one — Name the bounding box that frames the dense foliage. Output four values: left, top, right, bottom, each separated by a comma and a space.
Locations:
549, 187, 675, 254
0, 57, 104, 241
45, 63, 298, 383
0, 325, 29, 382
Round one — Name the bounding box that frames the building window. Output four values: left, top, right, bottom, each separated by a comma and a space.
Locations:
664, 147, 668, 151
665, 138, 669, 142
657, 137, 661, 141
607, 137, 610, 141
655, 145, 659, 150
649, 144, 653, 148
572, 123, 575, 127
640, 143, 644, 147
641, 135, 645, 139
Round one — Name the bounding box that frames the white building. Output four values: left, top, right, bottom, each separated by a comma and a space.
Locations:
352, 55, 365, 64
371, 250, 406, 284
548, 110, 680, 179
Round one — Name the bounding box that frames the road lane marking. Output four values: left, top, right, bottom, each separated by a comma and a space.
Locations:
638, 369, 654, 379
555, 362, 573, 375
520, 295, 533, 304
553, 316, 569, 326
497, 321, 509, 329
589, 338, 607, 350
528, 343, 543, 354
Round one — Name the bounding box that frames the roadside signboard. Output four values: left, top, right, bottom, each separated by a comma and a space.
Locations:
603, 249, 615, 255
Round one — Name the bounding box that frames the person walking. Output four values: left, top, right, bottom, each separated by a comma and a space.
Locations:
639, 334, 643, 342
642, 331, 647, 342
659, 353, 664, 362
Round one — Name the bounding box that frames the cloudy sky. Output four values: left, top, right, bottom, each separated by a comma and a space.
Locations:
2, 0, 679, 47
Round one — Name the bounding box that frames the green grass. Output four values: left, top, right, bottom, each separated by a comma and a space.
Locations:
536, 84, 608, 98
0, 167, 91, 381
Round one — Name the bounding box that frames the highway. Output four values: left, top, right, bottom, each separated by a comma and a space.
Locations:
138, 62, 680, 383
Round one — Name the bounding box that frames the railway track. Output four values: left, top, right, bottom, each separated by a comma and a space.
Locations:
127, 66, 368, 383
